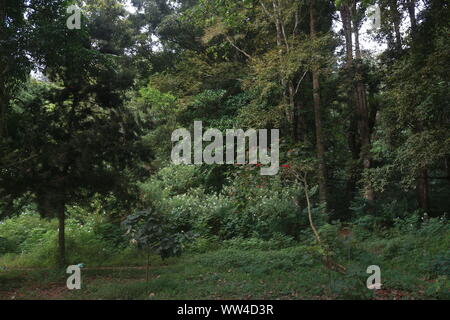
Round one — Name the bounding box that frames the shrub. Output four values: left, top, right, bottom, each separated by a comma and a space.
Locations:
0, 213, 57, 254
122, 208, 193, 259
0, 237, 15, 255
428, 253, 450, 278
0, 212, 139, 266
185, 236, 221, 254
163, 191, 239, 239
424, 275, 450, 299
138, 165, 204, 203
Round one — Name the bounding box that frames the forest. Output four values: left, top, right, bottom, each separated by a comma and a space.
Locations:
0, 0, 449, 300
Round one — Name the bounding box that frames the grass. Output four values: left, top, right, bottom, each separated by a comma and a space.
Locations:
0, 250, 448, 300
0, 251, 337, 300
1, 224, 449, 300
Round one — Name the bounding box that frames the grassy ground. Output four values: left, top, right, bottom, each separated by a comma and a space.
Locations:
1, 218, 449, 300
1, 235, 448, 300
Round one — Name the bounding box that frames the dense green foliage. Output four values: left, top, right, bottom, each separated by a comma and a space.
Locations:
0, 0, 449, 299
0, 210, 449, 299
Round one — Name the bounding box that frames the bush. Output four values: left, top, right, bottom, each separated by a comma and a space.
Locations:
0, 237, 15, 255
93, 222, 128, 249
138, 165, 204, 204
243, 196, 302, 239
223, 234, 296, 251
428, 253, 450, 278
424, 276, 450, 299
0, 213, 57, 254
0, 212, 137, 266
163, 191, 239, 239
185, 236, 221, 254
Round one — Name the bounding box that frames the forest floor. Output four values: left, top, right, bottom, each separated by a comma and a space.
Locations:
1, 244, 447, 300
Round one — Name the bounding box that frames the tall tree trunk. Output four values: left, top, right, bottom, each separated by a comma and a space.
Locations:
0, 0, 7, 139
271, 0, 293, 135
340, 5, 353, 65
416, 168, 429, 211
299, 103, 307, 143
446, 156, 450, 182
288, 80, 296, 138
341, 4, 360, 206
346, 116, 361, 206
352, 4, 375, 202
414, 122, 429, 211
0, 88, 6, 139
296, 100, 306, 143
406, 0, 417, 35
292, 83, 301, 142
310, 3, 328, 205
380, 4, 395, 49
341, 3, 374, 202
37, 190, 66, 267
390, 0, 402, 50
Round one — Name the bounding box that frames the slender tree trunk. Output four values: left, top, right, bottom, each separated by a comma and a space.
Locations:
288, 81, 297, 140
340, 5, 353, 65
292, 84, 300, 142
414, 121, 429, 211
446, 157, 450, 183
0, 89, 6, 139
406, 0, 417, 35
310, 4, 328, 205
0, 0, 7, 139
57, 199, 66, 268
0, 0, 5, 23
293, 97, 306, 142
296, 100, 306, 142
390, 0, 402, 50
341, 5, 360, 206
346, 116, 361, 207
352, 5, 375, 202
416, 168, 429, 211
380, 4, 395, 49
341, 3, 375, 202
271, 0, 290, 134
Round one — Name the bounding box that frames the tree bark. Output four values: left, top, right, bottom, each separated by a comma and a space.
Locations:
446, 156, 450, 183
0, 0, 7, 139
291, 81, 301, 142
271, 0, 292, 134
413, 121, 429, 211
406, 0, 417, 35
341, 3, 375, 202
390, 0, 402, 50
0, 88, 6, 139
346, 116, 361, 206
295, 100, 306, 143
288, 80, 295, 137
340, 5, 353, 65
416, 168, 429, 211
310, 3, 328, 205
341, 4, 359, 205
352, 3, 375, 202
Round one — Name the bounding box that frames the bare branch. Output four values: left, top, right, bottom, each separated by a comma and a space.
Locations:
292, 9, 299, 40
225, 35, 252, 60
294, 71, 307, 95
259, 0, 274, 20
